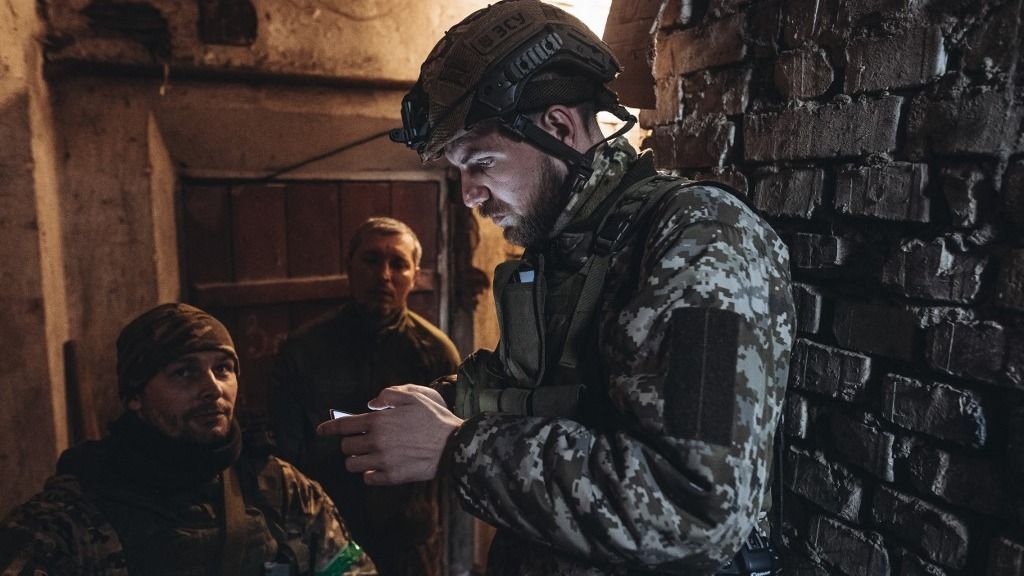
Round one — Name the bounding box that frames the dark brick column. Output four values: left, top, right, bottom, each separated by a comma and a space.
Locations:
644, 1, 1024, 574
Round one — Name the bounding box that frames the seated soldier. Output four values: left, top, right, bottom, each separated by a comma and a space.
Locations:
0, 303, 374, 576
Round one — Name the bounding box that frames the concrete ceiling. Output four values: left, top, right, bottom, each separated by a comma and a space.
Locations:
153, 83, 432, 178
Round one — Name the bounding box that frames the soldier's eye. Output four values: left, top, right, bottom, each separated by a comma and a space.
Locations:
169, 366, 195, 379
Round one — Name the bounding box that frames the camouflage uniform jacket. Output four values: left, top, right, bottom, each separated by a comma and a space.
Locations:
444, 138, 795, 575
0, 430, 370, 576
272, 300, 460, 576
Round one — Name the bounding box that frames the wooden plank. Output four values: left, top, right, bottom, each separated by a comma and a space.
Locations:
339, 181, 391, 270
232, 304, 290, 425
391, 181, 440, 268
232, 184, 288, 280
286, 183, 341, 277
182, 184, 234, 284
288, 301, 340, 333
408, 291, 439, 326
392, 181, 441, 327
193, 270, 437, 308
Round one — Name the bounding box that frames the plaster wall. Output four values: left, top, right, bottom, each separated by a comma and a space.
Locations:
0, 0, 69, 514
53, 78, 171, 432
150, 82, 420, 178
42, 0, 490, 84
471, 215, 518, 352
29, 31, 70, 477
147, 112, 179, 303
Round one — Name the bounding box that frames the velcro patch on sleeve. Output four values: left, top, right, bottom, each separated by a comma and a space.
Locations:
664, 307, 741, 445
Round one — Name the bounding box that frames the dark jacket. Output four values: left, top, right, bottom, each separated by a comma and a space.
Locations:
272, 301, 460, 576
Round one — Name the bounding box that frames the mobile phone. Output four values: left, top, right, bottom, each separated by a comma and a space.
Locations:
329, 409, 354, 419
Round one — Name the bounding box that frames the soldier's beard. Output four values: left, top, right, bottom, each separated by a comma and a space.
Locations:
488, 155, 569, 248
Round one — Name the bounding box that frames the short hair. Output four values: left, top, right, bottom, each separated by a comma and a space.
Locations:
347, 217, 423, 267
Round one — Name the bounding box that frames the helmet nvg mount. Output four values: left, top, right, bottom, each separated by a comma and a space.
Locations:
390, 0, 636, 183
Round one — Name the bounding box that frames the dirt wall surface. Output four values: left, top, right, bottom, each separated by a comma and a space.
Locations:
40, 0, 489, 84
151, 82, 417, 177
0, 0, 69, 516
51, 77, 175, 436
643, 0, 1023, 573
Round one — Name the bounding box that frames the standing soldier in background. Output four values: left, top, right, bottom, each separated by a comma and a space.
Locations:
272, 217, 460, 576
319, 1, 795, 574
0, 302, 371, 575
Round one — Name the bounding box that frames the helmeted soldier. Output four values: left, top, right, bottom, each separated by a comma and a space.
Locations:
317, 1, 795, 574
0, 303, 372, 576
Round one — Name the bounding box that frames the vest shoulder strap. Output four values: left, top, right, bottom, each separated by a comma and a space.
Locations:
555, 175, 695, 375
221, 466, 246, 576
236, 455, 308, 573
592, 175, 685, 256
528, 176, 707, 418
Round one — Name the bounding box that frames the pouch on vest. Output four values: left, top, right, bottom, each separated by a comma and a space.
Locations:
493, 257, 547, 387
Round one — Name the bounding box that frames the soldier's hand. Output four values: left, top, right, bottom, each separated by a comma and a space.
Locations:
368, 384, 447, 410
315, 384, 463, 485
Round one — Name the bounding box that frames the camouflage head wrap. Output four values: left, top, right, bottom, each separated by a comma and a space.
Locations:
116, 303, 239, 403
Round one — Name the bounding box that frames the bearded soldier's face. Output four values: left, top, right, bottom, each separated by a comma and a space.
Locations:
446, 124, 568, 248
129, 350, 238, 443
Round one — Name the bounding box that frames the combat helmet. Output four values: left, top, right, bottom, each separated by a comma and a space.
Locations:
390, 0, 635, 182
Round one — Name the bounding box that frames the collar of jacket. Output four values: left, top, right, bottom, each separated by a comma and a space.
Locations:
57, 411, 243, 493
340, 298, 412, 337
536, 138, 656, 271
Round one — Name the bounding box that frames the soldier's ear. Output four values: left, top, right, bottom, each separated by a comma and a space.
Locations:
538, 104, 579, 147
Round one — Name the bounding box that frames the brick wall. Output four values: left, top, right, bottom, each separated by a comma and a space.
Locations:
644, 1, 1024, 574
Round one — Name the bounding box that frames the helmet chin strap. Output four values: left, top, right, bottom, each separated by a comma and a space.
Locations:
506, 104, 637, 195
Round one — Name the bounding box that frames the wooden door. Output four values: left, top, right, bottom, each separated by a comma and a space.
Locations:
180, 180, 445, 427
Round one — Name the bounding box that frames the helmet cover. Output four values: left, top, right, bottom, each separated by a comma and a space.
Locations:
392, 0, 621, 161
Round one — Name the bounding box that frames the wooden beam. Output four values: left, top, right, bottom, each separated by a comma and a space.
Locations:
193, 270, 436, 308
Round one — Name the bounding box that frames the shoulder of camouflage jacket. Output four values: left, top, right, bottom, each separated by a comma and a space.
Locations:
258, 455, 361, 571
0, 474, 128, 575
605, 179, 794, 408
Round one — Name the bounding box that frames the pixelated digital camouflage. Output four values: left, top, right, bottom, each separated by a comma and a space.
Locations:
446, 138, 795, 574
0, 454, 374, 576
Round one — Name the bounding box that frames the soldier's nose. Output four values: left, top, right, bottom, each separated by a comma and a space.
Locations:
461, 178, 489, 209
